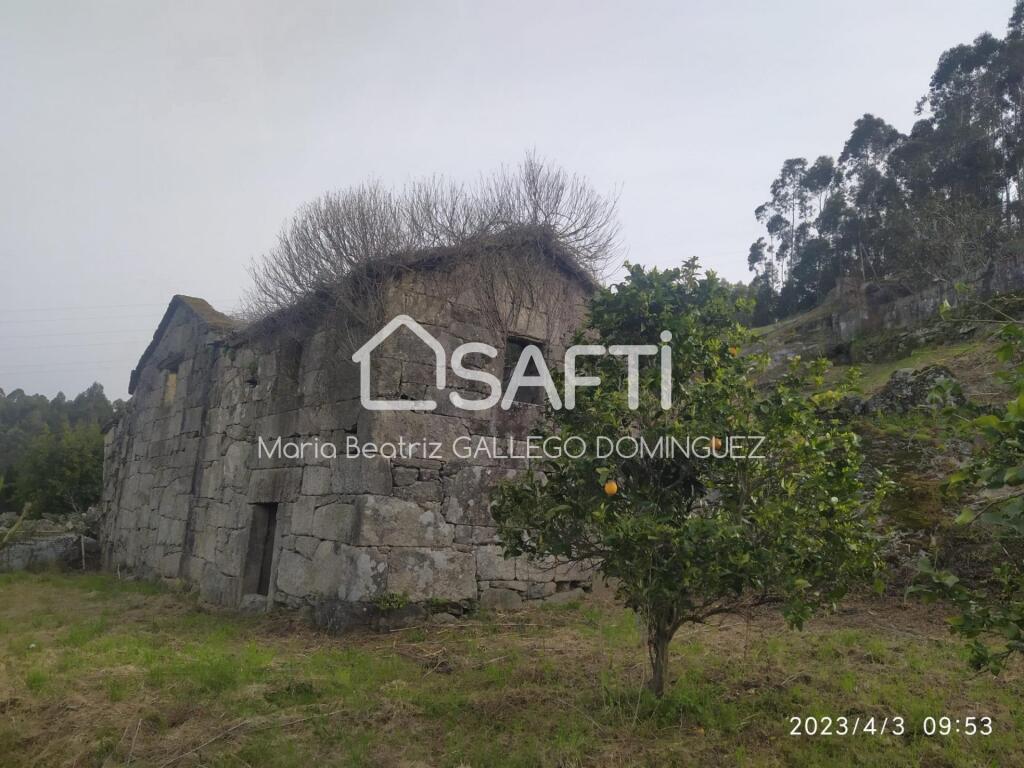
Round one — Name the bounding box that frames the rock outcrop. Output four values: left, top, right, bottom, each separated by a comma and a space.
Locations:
862, 365, 966, 415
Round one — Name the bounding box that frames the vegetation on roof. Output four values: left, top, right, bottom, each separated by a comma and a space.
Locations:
242, 153, 622, 323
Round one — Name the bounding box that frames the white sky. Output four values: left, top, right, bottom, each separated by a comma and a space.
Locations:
0, 0, 1015, 399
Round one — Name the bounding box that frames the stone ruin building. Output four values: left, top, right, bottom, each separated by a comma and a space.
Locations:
100, 230, 596, 624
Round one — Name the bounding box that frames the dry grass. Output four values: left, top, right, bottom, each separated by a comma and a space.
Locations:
831, 336, 1007, 403
1, 572, 1022, 767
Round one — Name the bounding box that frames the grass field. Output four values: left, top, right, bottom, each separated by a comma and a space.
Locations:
0, 572, 1021, 767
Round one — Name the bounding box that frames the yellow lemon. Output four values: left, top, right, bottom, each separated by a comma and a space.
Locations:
603, 479, 619, 496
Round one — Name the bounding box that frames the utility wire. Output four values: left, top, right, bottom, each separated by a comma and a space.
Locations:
0, 359, 129, 370
0, 313, 168, 325
0, 340, 151, 351
1, 329, 157, 339
0, 299, 239, 313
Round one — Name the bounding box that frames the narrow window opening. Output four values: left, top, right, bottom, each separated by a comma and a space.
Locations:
162, 368, 178, 406
279, 339, 303, 385
243, 503, 278, 597
503, 336, 546, 405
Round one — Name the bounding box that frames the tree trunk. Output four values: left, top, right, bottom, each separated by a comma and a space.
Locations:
0, 504, 29, 552
647, 627, 672, 698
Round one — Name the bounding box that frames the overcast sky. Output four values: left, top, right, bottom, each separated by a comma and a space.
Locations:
0, 0, 1015, 400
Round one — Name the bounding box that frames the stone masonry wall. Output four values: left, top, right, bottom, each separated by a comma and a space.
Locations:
101, 256, 593, 618
832, 251, 1024, 342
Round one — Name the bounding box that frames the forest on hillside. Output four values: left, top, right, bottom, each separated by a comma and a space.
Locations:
0, 384, 115, 516
748, 1, 1024, 324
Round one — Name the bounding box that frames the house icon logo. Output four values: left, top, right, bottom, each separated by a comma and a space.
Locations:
354, 314, 675, 413
352, 314, 446, 411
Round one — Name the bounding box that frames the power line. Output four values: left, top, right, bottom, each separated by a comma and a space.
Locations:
0, 373, 129, 382
0, 359, 130, 370
0, 313, 167, 325
0, 302, 169, 313
0, 299, 239, 313
0, 329, 155, 339
0, 340, 150, 351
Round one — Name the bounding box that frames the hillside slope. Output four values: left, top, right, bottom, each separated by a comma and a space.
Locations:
755, 295, 1024, 586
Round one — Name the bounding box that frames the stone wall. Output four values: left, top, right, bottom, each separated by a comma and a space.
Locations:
753, 253, 1024, 368
831, 251, 1024, 342
100, 254, 593, 619
0, 534, 99, 572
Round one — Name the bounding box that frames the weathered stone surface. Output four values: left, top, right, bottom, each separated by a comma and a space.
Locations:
392, 467, 419, 487
516, 557, 556, 582
253, 409, 301, 439
299, 400, 360, 435
156, 515, 187, 546
331, 457, 392, 495
100, 257, 594, 613
443, 466, 516, 526
479, 587, 522, 611
352, 496, 453, 547
526, 581, 556, 599
455, 524, 499, 545
311, 541, 387, 601
476, 545, 516, 581
248, 467, 302, 503
362, 411, 470, 461
275, 549, 312, 597
239, 593, 269, 612
222, 442, 251, 487
215, 528, 247, 575
301, 466, 332, 496
198, 561, 236, 604
489, 580, 528, 592
205, 500, 245, 530
387, 548, 476, 601
294, 535, 319, 558
553, 560, 595, 582
394, 480, 442, 503
312, 501, 356, 542
287, 497, 317, 537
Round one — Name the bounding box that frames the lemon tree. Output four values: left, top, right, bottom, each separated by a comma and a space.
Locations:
492, 260, 885, 697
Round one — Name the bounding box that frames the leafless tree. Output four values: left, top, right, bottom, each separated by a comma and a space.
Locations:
243, 153, 621, 326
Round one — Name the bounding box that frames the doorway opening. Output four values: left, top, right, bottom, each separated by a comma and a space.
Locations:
243, 503, 278, 597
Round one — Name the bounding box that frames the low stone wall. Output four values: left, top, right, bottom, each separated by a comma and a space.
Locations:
0, 534, 99, 572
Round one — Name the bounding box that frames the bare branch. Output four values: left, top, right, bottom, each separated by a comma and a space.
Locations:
242, 153, 622, 327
